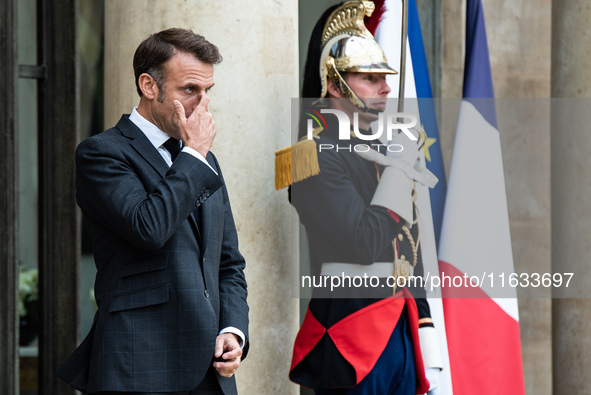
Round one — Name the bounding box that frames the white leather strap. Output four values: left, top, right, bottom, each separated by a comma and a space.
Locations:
321, 262, 394, 278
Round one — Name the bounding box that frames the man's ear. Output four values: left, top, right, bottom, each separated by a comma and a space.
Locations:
138, 73, 158, 100
327, 78, 345, 98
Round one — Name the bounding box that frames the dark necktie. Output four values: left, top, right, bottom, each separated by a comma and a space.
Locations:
163, 137, 182, 163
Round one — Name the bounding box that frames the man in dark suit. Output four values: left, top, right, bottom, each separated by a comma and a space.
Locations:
57, 28, 249, 395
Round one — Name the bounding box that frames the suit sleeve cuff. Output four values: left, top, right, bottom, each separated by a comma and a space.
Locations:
182, 147, 218, 175
219, 327, 246, 349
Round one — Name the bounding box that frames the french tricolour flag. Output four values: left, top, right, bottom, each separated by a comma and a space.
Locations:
438, 0, 526, 393
371, 0, 525, 393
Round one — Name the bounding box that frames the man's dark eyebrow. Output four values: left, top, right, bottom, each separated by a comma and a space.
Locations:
206, 83, 215, 91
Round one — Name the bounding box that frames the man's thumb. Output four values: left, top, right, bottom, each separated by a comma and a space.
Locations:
173, 100, 185, 119
214, 338, 224, 357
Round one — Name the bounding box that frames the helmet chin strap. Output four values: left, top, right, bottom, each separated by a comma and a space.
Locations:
360, 105, 382, 115
349, 93, 382, 115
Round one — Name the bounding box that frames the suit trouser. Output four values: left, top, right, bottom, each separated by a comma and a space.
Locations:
92, 365, 223, 395
314, 313, 416, 395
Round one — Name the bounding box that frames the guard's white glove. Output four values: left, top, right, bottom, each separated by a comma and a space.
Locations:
383, 126, 438, 187
355, 127, 437, 225
368, 165, 414, 225
386, 125, 421, 166
355, 148, 438, 189
355, 124, 439, 188
425, 367, 441, 394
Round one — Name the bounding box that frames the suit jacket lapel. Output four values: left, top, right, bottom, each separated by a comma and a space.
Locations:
118, 115, 204, 247
117, 115, 216, 255
116, 115, 169, 178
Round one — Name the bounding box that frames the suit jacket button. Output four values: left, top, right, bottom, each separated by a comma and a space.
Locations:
204, 290, 209, 298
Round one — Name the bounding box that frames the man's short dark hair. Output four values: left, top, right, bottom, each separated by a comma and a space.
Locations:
133, 28, 222, 98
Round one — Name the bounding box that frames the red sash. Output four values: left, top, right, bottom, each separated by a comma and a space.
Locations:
290, 288, 430, 394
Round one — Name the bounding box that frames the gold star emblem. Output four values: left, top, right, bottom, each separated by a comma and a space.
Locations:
413, 124, 437, 163
423, 135, 437, 162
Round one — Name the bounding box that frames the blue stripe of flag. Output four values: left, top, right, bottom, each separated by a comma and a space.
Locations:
464, 0, 498, 128
408, 0, 447, 245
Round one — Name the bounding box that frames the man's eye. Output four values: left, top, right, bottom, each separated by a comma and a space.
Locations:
185, 87, 194, 93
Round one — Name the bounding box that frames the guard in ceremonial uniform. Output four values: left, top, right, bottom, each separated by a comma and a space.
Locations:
275, 2, 443, 394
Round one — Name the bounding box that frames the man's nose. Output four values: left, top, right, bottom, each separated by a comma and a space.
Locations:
381, 79, 392, 95
196, 92, 209, 109
188, 92, 208, 116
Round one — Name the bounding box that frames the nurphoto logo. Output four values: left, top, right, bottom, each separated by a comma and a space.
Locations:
305, 108, 418, 153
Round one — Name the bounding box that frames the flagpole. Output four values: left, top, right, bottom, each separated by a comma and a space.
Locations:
397, 0, 408, 113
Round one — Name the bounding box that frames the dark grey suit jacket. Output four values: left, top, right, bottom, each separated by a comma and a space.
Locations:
57, 115, 249, 394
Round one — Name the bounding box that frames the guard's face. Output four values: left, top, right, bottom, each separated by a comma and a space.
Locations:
151, 51, 214, 139
329, 72, 391, 129
345, 72, 391, 112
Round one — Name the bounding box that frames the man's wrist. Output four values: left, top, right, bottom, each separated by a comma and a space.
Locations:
219, 327, 245, 349
181, 146, 218, 175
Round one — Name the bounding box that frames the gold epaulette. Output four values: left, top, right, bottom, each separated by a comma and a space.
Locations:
274, 127, 323, 190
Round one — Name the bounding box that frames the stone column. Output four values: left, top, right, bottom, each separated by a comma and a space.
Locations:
551, 1, 591, 394
104, 1, 299, 393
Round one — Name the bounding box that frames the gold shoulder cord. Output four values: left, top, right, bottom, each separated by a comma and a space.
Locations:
392, 185, 420, 294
